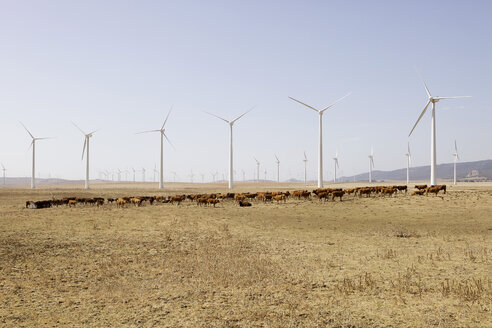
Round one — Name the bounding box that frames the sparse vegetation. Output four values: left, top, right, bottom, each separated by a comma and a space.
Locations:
0, 183, 491, 327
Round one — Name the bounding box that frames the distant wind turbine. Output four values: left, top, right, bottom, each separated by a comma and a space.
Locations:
405, 142, 411, 184
254, 157, 260, 182
72, 122, 97, 190
368, 147, 375, 183
21, 122, 52, 189
141, 167, 146, 182
303, 152, 308, 183
137, 108, 173, 189
453, 140, 460, 185
275, 155, 280, 183
289, 93, 350, 187
333, 150, 339, 183
1, 163, 6, 185
204, 106, 254, 189
409, 72, 471, 186
132, 168, 136, 182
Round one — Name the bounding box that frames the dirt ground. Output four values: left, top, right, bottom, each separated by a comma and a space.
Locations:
0, 182, 491, 327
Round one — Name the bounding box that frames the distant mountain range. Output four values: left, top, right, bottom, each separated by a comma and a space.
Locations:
1, 160, 490, 186
340, 159, 492, 182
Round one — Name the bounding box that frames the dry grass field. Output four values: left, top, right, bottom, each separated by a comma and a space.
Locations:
0, 182, 491, 327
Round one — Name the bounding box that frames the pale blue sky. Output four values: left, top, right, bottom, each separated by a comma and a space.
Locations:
0, 0, 490, 181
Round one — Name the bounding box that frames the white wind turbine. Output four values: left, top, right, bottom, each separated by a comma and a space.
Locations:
303, 151, 308, 183
254, 157, 260, 182
21, 122, 52, 189
132, 168, 136, 182
204, 107, 254, 189
333, 150, 339, 183
453, 140, 460, 185
275, 155, 280, 183
136, 108, 173, 189
1, 163, 6, 185
289, 93, 350, 188
117, 169, 122, 182
141, 168, 146, 182
409, 74, 471, 186
405, 142, 411, 184
368, 147, 375, 183
72, 122, 97, 190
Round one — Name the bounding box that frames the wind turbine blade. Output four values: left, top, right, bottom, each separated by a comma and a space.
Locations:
416, 69, 432, 98
371, 157, 375, 167
254, 157, 259, 164
162, 106, 173, 130
203, 111, 230, 124
408, 142, 411, 156
1, 163, 4, 170
304, 151, 307, 160
320, 92, 351, 113
336, 159, 339, 169
436, 96, 471, 100
231, 106, 255, 124
20, 122, 35, 139
135, 129, 161, 134
288, 97, 319, 113
28, 140, 33, 151
35, 137, 54, 141
409, 99, 431, 137
163, 133, 176, 150
88, 129, 98, 136
81, 138, 87, 160
455, 140, 458, 153
275, 154, 279, 162
371, 146, 373, 157
71, 121, 86, 135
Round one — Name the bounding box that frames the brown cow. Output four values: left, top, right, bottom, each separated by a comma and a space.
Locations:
415, 184, 428, 190
331, 190, 345, 201
239, 200, 252, 207
273, 194, 286, 203
412, 190, 426, 196
207, 199, 220, 207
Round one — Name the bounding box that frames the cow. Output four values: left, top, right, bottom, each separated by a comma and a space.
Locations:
316, 192, 328, 201
380, 187, 397, 197
239, 200, 252, 207
358, 187, 372, 197
170, 195, 186, 205
426, 186, 444, 196
415, 184, 428, 190
331, 190, 345, 202
396, 185, 408, 194
207, 199, 220, 207
273, 194, 286, 203
68, 199, 77, 207
116, 198, 127, 208
412, 190, 426, 196
197, 197, 208, 206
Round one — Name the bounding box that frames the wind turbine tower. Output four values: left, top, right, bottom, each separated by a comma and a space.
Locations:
289, 93, 350, 187
333, 151, 339, 183
204, 107, 254, 189
21, 122, 52, 189
137, 108, 173, 189
453, 140, 460, 185
72, 122, 97, 190
1, 164, 6, 185
254, 157, 260, 182
368, 147, 375, 183
405, 143, 411, 184
275, 155, 280, 183
303, 152, 308, 183
409, 73, 470, 186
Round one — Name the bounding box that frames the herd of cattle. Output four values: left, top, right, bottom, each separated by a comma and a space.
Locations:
25, 184, 447, 209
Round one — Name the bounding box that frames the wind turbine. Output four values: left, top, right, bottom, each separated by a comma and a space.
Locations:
172, 171, 177, 183
333, 150, 339, 183
289, 93, 350, 188
254, 157, 260, 182
1, 163, 6, 185
117, 169, 121, 182
204, 106, 254, 189
303, 152, 308, 183
409, 73, 471, 186
405, 142, 411, 184
242, 169, 246, 182
453, 140, 460, 185
275, 155, 280, 183
21, 122, 52, 189
368, 147, 375, 183
136, 108, 173, 189
141, 168, 146, 182
132, 168, 136, 182
72, 122, 97, 190
153, 164, 158, 182
264, 169, 267, 181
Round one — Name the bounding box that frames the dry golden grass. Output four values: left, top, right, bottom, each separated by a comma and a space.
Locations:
0, 182, 491, 327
